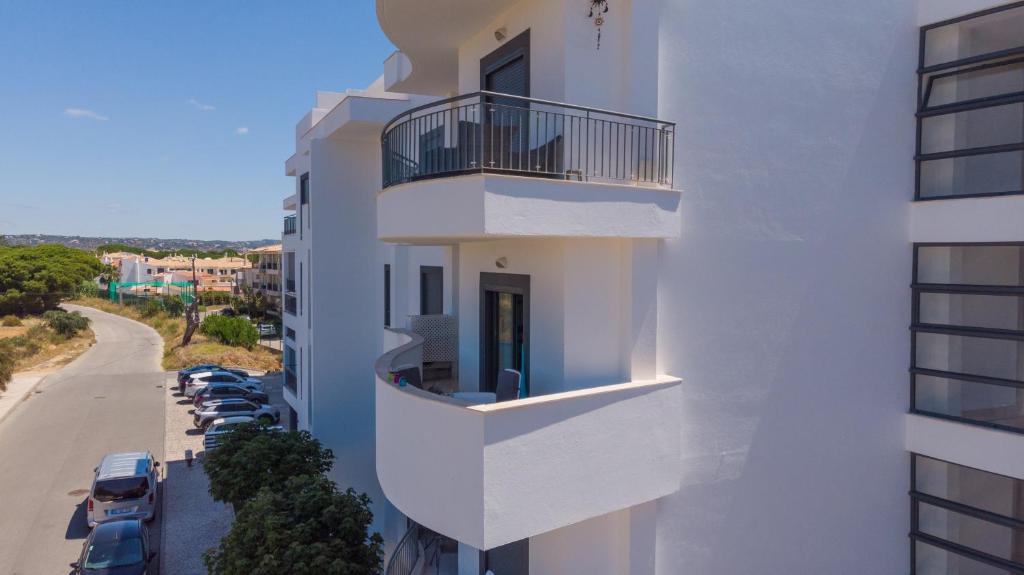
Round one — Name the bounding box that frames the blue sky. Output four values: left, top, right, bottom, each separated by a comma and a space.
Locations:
0, 1, 395, 241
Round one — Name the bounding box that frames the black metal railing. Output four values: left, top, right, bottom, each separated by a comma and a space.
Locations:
382, 91, 675, 189
284, 294, 297, 315
385, 522, 423, 575
285, 279, 296, 293
283, 215, 297, 235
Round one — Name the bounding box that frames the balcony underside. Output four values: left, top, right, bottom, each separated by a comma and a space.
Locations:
377, 173, 681, 243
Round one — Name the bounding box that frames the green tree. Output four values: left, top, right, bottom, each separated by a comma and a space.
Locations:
200, 314, 258, 348
203, 425, 334, 509
203, 475, 383, 575
0, 244, 104, 315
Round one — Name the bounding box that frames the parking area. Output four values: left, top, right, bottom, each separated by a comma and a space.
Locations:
159, 369, 288, 575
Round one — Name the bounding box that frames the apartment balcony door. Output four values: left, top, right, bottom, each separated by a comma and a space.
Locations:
480, 273, 529, 397
480, 30, 529, 171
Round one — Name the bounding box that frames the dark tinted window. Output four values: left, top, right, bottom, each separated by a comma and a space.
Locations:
83, 537, 144, 569
94, 477, 149, 502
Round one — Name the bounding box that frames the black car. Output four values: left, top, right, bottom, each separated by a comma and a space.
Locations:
71, 519, 155, 574
193, 383, 269, 407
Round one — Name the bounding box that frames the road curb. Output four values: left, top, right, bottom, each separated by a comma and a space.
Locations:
0, 372, 51, 428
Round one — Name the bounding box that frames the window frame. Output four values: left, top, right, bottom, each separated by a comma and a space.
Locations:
910, 242, 1024, 434
910, 453, 1024, 574
915, 1, 1024, 201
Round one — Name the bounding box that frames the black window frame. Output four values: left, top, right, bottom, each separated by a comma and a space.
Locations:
910, 242, 1024, 434
910, 453, 1024, 574
915, 0, 1024, 201
384, 264, 391, 327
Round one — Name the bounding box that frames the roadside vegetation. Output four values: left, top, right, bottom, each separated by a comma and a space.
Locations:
0, 244, 106, 315
0, 310, 94, 391
203, 425, 383, 575
70, 296, 280, 372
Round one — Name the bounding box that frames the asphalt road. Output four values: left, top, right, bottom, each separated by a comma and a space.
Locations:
0, 304, 166, 575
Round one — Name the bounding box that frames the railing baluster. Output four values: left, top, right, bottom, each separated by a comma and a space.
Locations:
380, 91, 674, 188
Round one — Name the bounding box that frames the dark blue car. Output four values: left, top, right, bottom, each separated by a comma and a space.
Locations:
71, 519, 155, 575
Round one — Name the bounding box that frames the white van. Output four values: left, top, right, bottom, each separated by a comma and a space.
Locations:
87, 451, 159, 528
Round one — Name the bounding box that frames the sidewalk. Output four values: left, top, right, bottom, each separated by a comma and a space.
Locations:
0, 372, 47, 427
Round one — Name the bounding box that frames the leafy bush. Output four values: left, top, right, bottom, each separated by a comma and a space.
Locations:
42, 309, 90, 338
204, 425, 334, 509
203, 475, 383, 575
200, 315, 257, 349
0, 347, 13, 391
140, 298, 164, 318
161, 295, 184, 317
0, 244, 104, 315
1, 315, 21, 327
0, 324, 54, 390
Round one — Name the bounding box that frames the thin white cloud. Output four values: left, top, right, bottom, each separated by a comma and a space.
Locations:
188, 98, 215, 111
64, 108, 109, 121
235, 127, 249, 135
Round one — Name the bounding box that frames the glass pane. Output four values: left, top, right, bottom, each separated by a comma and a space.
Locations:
917, 245, 1024, 286
916, 374, 1024, 430
919, 151, 1024, 198
497, 293, 514, 371
915, 332, 1024, 382
919, 501, 1024, 564
915, 540, 1013, 575
919, 292, 1024, 331
920, 102, 1024, 155
923, 4, 1024, 68
915, 455, 1024, 522
925, 59, 1024, 108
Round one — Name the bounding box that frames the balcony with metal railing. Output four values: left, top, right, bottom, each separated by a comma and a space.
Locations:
377, 92, 681, 243
283, 214, 297, 235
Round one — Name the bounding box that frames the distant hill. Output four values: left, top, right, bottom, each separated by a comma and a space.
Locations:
2, 234, 278, 253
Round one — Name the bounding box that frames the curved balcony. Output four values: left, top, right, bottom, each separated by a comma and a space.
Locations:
378, 92, 681, 242
382, 92, 675, 189
375, 328, 682, 550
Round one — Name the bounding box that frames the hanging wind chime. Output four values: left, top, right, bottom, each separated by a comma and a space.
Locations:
589, 0, 608, 50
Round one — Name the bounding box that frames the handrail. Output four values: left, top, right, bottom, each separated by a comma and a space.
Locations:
381, 91, 675, 189
383, 91, 674, 134
384, 522, 422, 575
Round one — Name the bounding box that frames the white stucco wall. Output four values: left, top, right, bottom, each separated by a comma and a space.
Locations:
654, 0, 917, 572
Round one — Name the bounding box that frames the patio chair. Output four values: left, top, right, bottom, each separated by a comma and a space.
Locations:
495, 369, 522, 402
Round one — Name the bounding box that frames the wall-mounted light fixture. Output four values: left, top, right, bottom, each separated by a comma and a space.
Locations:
495, 257, 508, 269
494, 27, 508, 42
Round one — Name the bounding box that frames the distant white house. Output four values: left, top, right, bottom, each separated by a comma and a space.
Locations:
280, 1, 1024, 574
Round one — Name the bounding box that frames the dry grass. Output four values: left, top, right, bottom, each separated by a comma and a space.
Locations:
13, 327, 96, 373
0, 317, 41, 339
71, 297, 282, 372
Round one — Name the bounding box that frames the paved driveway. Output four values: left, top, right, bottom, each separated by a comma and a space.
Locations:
0, 304, 166, 575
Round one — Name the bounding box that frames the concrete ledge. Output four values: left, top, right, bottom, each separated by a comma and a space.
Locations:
378, 173, 682, 243
905, 413, 1024, 480
910, 194, 1024, 243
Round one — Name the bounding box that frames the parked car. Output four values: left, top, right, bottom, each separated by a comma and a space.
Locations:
87, 452, 159, 528
184, 370, 262, 397
176, 364, 249, 392
193, 398, 280, 430
203, 416, 283, 451
257, 323, 277, 337
193, 383, 269, 407
218, 307, 237, 317
71, 519, 156, 574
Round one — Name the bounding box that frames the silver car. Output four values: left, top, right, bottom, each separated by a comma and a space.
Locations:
87, 451, 159, 528
193, 398, 280, 430
204, 416, 284, 451
184, 370, 263, 397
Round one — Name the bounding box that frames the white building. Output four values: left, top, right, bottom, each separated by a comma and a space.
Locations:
280, 1, 1024, 573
